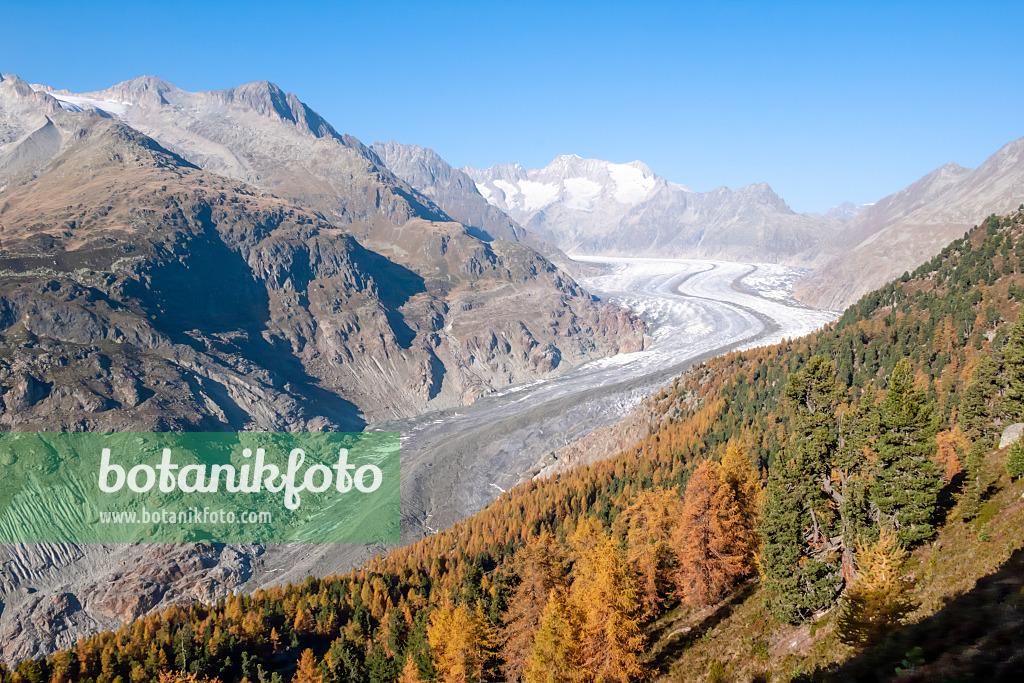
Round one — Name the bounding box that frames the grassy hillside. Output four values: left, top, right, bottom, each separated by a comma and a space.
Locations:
648, 443, 1024, 681
4, 209, 1024, 682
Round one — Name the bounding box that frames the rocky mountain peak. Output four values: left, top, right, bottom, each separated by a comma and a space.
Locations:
741, 181, 791, 210
1, 73, 38, 99
368, 140, 591, 277
465, 155, 841, 263
219, 80, 334, 138
372, 140, 448, 180
464, 160, 529, 184
825, 200, 870, 220
101, 75, 176, 105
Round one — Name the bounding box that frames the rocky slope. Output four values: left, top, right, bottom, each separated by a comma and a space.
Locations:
464, 154, 844, 264
12, 74, 645, 422
367, 140, 593, 277
795, 138, 1024, 310
0, 73, 646, 662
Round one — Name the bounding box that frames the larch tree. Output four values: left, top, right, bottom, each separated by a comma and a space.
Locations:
500, 532, 567, 682
291, 650, 323, 683
719, 440, 762, 558
616, 487, 683, 619
427, 599, 497, 683
523, 591, 584, 683
836, 527, 914, 646
398, 655, 422, 683
674, 460, 752, 608
873, 359, 941, 547
934, 427, 968, 484
569, 533, 646, 682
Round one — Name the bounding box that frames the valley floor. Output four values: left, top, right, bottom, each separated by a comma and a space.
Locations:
239, 257, 838, 591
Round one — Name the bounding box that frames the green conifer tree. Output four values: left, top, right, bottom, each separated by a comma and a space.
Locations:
1002, 314, 1024, 420
1007, 439, 1024, 480
759, 356, 844, 623
837, 385, 881, 573
759, 457, 833, 623
873, 359, 941, 546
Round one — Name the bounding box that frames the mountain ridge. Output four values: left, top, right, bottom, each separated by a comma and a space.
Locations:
464, 154, 843, 264
794, 140, 1024, 310
368, 140, 597, 278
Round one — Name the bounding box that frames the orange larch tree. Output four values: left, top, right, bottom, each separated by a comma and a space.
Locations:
674, 460, 754, 608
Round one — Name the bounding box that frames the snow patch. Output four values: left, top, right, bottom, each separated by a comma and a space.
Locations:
475, 182, 493, 202
737, 264, 812, 303
563, 177, 602, 212
29, 86, 131, 117
492, 179, 519, 208
516, 179, 560, 212
607, 163, 656, 203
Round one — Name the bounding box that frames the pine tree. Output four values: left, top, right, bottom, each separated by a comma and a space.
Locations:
1002, 313, 1024, 420
836, 384, 880, 578
322, 636, 365, 683
758, 457, 835, 623
784, 356, 843, 555
960, 355, 1001, 440
873, 359, 942, 546
758, 356, 844, 622
836, 528, 914, 646
960, 438, 990, 522
406, 611, 435, 683
674, 460, 752, 607
1007, 439, 1024, 480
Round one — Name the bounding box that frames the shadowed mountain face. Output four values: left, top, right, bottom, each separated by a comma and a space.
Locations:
464, 155, 845, 265
0, 74, 646, 661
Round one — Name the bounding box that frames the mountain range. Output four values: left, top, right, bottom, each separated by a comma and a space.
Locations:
795, 140, 1024, 309
0, 73, 645, 427
0, 72, 645, 661
449, 142, 1024, 311
462, 154, 844, 265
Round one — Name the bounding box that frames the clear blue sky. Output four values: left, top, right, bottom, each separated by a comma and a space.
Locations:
4, 1, 1023, 213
